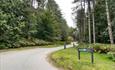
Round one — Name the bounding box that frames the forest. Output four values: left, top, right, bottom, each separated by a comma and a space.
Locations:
0, 0, 69, 49
71, 0, 115, 62
0, 0, 115, 70
50, 1, 115, 70
73, 0, 115, 44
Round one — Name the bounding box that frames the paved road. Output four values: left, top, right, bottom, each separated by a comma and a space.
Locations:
0, 45, 72, 70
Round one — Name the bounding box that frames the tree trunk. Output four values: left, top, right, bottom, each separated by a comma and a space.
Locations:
92, 0, 96, 44
88, 14, 91, 44
105, 0, 114, 44
83, 0, 86, 42
80, 0, 83, 43
92, 13, 95, 44
88, 0, 91, 44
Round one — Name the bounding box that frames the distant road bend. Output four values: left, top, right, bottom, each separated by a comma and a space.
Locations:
0, 45, 72, 70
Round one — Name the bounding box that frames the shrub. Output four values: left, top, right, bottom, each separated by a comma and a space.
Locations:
18, 38, 52, 47
77, 43, 115, 54
92, 44, 114, 54
77, 43, 115, 62
0, 43, 6, 49
93, 46, 110, 54
108, 52, 115, 62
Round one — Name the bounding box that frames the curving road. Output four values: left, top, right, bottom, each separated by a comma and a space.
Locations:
0, 45, 72, 70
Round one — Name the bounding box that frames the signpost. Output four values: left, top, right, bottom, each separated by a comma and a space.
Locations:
64, 42, 66, 49
78, 48, 94, 64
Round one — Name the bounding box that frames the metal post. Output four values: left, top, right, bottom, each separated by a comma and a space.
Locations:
78, 49, 80, 60
64, 42, 66, 49
91, 52, 94, 64
91, 49, 94, 64
73, 42, 75, 47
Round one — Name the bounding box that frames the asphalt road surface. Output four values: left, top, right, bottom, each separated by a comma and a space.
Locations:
0, 45, 72, 70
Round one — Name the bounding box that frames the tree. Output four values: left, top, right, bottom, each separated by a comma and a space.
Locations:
92, 0, 96, 44
94, 0, 115, 43
73, 0, 115, 44
73, 0, 93, 43
46, 0, 69, 41
0, 0, 69, 49
105, 0, 114, 44
87, 0, 92, 44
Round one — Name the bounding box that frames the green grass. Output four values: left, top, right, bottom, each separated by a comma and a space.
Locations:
50, 48, 115, 70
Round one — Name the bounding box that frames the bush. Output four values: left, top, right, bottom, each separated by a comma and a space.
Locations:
93, 44, 111, 54
18, 38, 52, 47
0, 43, 6, 49
108, 52, 115, 62
77, 43, 115, 62
0, 43, 10, 49
90, 44, 115, 54
0, 38, 53, 49
77, 43, 115, 54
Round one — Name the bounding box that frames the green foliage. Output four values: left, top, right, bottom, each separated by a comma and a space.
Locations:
18, 38, 52, 47
108, 52, 115, 62
73, 0, 115, 43
77, 43, 115, 62
36, 10, 55, 41
93, 0, 115, 43
92, 44, 112, 54
77, 43, 115, 54
46, 0, 69, 41
0, 0, 69, 49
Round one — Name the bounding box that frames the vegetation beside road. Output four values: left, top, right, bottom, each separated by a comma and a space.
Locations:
78, 43, 115, 62
0, 0, 71, 49
0, 41, 66, 53
50, 44, 115, 70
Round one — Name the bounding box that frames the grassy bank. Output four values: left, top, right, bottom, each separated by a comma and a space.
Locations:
0, 44, 63, 53
50, 47, 115, 70
0, 41, 67, 52
0, 40, 68, 49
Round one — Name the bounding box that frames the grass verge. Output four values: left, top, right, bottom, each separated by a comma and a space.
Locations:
0, 44, 62, 53
50, 47, 115, 70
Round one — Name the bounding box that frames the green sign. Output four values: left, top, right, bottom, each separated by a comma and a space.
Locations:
78, 48, 87, 52
78, 48, 94, 64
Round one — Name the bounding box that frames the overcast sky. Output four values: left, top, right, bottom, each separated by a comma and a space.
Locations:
54, 0, 75, 27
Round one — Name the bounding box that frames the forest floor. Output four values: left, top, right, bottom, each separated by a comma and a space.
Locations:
50, 47, 115, 70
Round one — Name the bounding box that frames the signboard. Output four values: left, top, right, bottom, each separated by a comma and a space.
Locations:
78, 48, 94, 52
78, 48, 94, 64
78, 48, 87, 52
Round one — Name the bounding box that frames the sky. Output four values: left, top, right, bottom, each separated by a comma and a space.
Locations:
54, 0, 75, 28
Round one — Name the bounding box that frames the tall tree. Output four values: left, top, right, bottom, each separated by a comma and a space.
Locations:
0, 0, 69, 49
87, 0, 92, 44
92, 0, 96, 44
105, 0, 114, 44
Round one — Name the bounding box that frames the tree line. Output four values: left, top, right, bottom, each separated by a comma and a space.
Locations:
73, 0, 115, 44
0, 0, 69, 49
